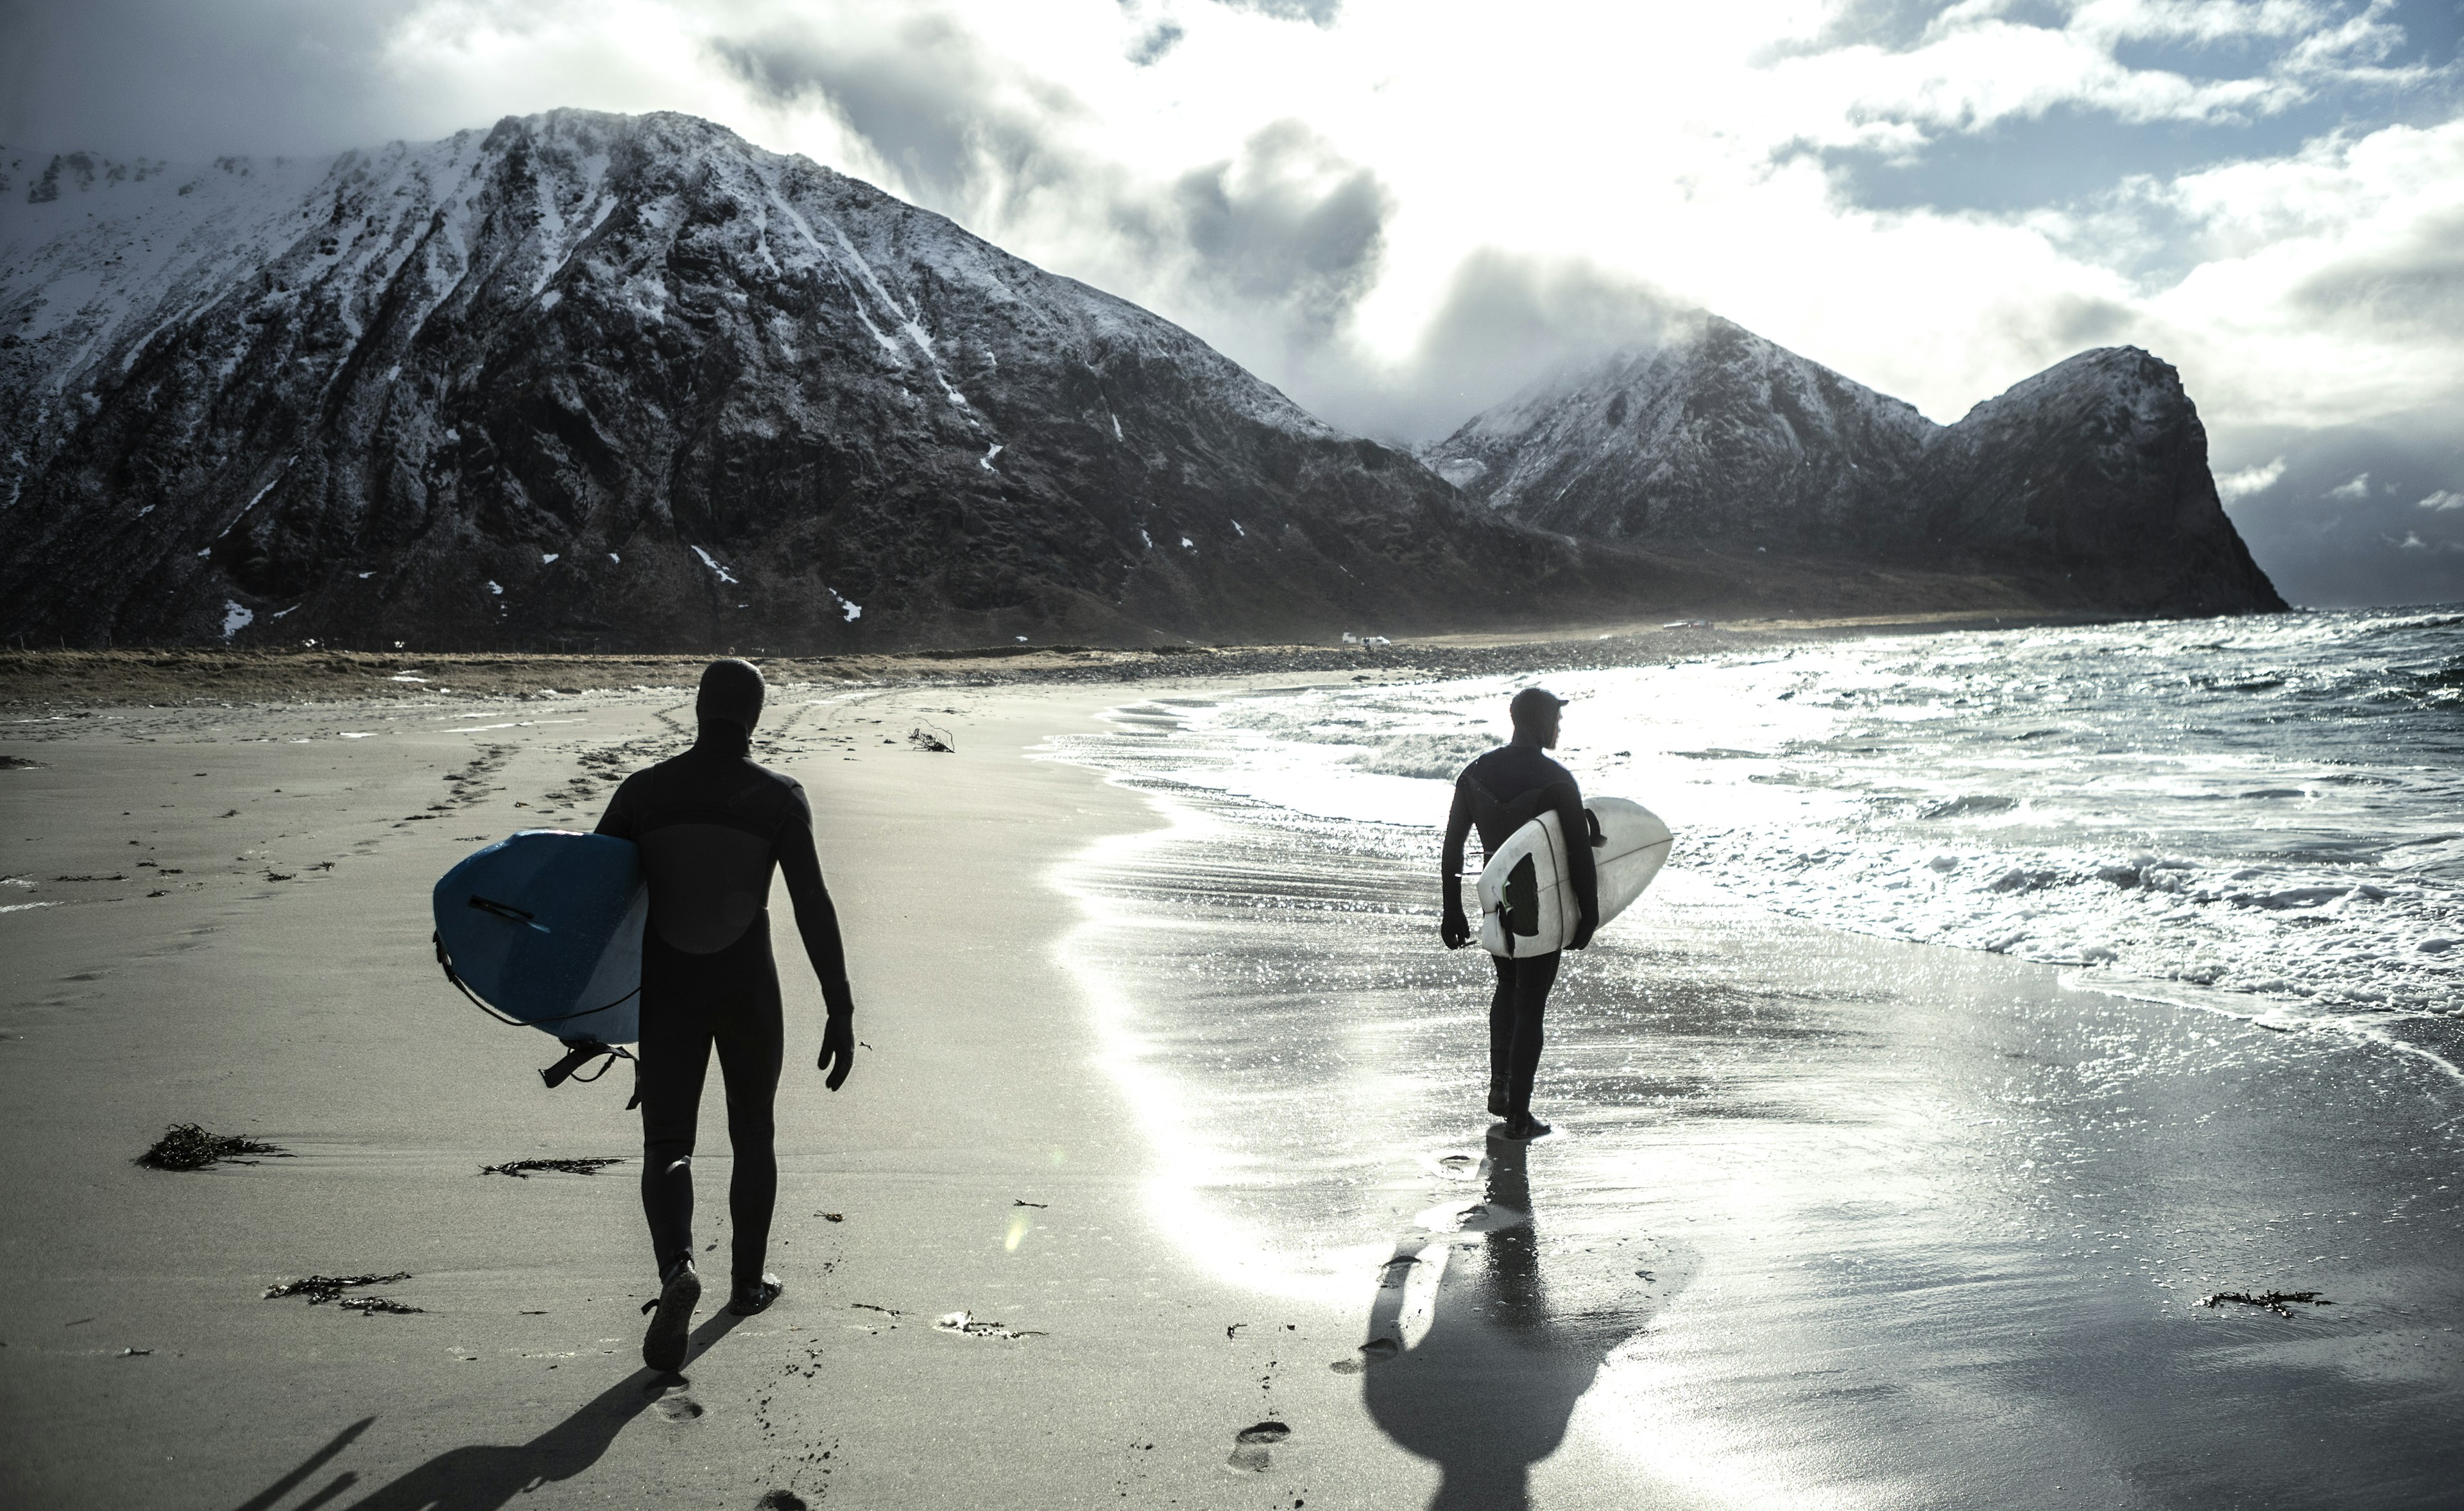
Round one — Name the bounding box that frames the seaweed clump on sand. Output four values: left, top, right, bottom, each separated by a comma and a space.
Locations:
2198, 1290, 2331, 1318
264, 1272, 414, 1306
479, 1157, 624, 1177
136, 1123, 289, 1171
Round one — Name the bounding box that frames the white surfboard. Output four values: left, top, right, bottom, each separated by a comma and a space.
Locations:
1475, 796, 1673, 957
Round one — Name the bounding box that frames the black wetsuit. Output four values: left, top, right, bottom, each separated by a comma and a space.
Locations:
1441, 744, 1598, 1123
595, 723, 852, 1286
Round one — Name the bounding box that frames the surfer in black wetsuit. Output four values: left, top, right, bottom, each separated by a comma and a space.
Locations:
595, 659, 857, 1372
1440, 687, 1596, 1141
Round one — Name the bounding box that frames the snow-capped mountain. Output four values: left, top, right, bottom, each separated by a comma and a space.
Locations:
0, 112, 1656, 650
1423, 317, 2284, 615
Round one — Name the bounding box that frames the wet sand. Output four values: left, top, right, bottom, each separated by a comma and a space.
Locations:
2, 672, 2459, 1508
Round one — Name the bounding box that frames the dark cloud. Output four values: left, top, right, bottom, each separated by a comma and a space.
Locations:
1168, 121, 1390, 345
2211, 416, 2464, 606
1208, 0, 1342, 25
712, 18, 1088, 208
714, 21, 1401, 380
0, 0, 426, 155
1127, 20, 1186, 66
2293, 205, 2464, 332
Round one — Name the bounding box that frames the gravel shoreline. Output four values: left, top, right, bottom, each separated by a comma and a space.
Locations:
0, 609, 2131, 708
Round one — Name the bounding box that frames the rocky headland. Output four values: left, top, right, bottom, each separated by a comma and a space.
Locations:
1421, 316, 2284, 616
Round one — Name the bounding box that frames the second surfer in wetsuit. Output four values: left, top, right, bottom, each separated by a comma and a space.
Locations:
1440, 687, 1597, 1141
595, 659, 858, 1372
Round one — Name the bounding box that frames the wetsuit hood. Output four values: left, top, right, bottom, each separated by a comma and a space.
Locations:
696, 658, 766, 737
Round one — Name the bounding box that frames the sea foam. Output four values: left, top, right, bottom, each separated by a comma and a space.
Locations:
1047, 610, 2463, 1057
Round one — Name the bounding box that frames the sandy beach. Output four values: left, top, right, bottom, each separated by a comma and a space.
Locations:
3, 651, 2460, 1509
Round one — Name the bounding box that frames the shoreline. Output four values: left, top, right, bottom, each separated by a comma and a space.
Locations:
0, 605, 2166, 708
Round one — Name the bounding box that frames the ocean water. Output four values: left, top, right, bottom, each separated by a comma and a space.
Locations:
1049, 608, 2464, 1071
1036, 611, 2464, 1503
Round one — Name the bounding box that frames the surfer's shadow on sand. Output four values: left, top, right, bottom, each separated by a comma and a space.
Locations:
230, 1311, 748, 1511
1355, 1138, 1689, 1511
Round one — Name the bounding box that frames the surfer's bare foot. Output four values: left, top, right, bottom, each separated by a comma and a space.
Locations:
729, 1274, 784, 1315
1498, 1115, 1552, 1141
641, 1258, 701, 1372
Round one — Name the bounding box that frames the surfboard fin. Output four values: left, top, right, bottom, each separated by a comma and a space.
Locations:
540, 1038, 633, 1089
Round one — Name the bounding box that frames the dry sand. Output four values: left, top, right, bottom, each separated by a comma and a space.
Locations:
1, 661, 2458, 1509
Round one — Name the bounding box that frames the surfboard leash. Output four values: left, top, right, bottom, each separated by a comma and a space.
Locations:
537, 1037, 636, 1093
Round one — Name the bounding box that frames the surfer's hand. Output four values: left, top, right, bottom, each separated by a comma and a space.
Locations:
1569, 914, 1598, 951
1441, 910, 1471, 950
817, 1014, 855, 1089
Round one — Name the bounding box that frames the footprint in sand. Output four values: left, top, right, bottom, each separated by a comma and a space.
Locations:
1328, 1336, 1401, 1374
646, 1384, 703, 1422
1225, 1421, 1290, 1472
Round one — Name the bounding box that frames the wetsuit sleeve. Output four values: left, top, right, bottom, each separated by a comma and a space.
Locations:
1441, 773, 1474, 923
774, 783, 855, 1019
1550, 776, 1600, 926
594, 772, 641, 839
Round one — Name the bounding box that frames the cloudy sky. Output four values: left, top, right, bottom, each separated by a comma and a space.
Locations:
3, 0, 2459, 604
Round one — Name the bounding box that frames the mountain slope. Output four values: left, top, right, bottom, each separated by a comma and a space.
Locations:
1427, 316, 1938, 549
0, 112, 1679, 651
1422, 318, 2285, 615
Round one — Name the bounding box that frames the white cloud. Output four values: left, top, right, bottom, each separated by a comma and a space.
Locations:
2420, 490, 2464, 511
5, 0, 2459, 454
2130, 119, 2464, 431
2327, 471, 2372, 499
2397, 531, 2426, 549
2216, 456, 2286, 500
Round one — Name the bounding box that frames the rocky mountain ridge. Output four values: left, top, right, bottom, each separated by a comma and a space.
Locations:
0, 112, 1690, 651
1423, 317, 2284, 615
1, 114, 2282, 649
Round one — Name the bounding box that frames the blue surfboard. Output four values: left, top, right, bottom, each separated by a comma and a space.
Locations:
432, 830, 646, 1085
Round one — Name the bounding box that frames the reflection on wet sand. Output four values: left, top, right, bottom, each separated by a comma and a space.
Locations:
1059, 741, 2464, 1507
1362, 1137, 1665, 1511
